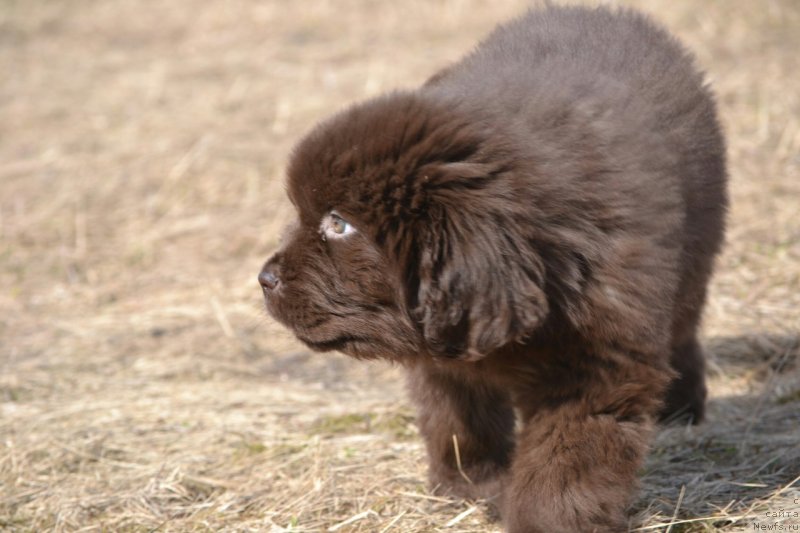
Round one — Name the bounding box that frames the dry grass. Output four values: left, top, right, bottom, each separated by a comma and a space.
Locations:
1, 0, 798, 531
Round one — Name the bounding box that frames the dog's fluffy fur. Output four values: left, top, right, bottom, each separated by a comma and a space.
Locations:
261, 6, 727, 531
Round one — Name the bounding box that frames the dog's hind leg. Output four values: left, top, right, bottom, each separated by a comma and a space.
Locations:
660, 335, 707, 423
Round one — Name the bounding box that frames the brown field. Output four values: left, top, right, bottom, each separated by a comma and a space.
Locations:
1, 0, 798, 531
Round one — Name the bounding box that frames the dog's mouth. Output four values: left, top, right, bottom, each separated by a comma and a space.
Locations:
265, 296, 373, 353
298, 333, 369, 352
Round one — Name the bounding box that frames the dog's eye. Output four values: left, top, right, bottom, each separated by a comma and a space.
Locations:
320, 212, 356, 241
331, 216, 349, 234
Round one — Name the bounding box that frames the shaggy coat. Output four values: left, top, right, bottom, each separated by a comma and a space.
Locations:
260, 6, 727, 532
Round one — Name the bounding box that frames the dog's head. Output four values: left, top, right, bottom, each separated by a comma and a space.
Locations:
260, 92, 549, 362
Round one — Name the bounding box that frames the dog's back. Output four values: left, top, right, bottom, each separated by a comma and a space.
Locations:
426, 5, 727, 420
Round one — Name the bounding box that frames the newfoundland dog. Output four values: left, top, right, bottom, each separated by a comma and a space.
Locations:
259, 5, 727, 532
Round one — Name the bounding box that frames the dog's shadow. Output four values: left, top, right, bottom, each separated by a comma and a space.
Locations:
634, 333, 800, 529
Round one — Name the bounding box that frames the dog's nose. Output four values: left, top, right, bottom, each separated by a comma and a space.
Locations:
258, 263, 280, 291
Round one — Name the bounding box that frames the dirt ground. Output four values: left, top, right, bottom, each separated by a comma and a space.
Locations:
1, 0, 798, 531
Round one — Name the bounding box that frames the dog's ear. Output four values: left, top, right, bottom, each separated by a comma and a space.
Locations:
397, 165, 550, 360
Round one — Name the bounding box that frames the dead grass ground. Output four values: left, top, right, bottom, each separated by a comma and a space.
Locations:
1, 0, 798, 531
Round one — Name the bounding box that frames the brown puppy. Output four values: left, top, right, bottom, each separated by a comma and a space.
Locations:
260, 6, 727, 532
